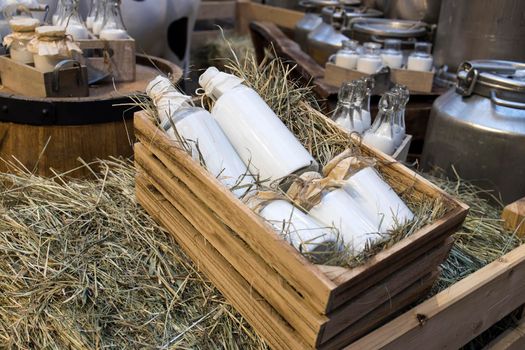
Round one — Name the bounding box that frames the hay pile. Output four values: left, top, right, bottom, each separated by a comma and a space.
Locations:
0, 159, 265, 349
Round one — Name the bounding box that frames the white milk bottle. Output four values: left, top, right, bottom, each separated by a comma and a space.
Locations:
334, 39, 359, 69
357, 42, 382, 74
199, 67, 318, 184
381, 39, 403, 69
391, 84, 409, 147
362, 92, 397, 155
146, 76, 253, 198
255, 198, 339, 255
308, 188, 379, 255
332, 80, 370, 134
407, 42, 433, 72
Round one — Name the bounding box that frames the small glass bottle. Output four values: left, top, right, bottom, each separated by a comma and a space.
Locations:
391, 84, 409, 147
381, 39, 403, 69
3, 17, 40, 64
357, 76, 374, 130
332, 81, 368, 134
357, 42, 382, 74
407, 42, 433, 72
86, 0, 102, 30
334, 39, 359, 70
52, 0, 65, 25
99, 0, 129, 40
362, 92, 397, 155
92, 0, 107, 35
62, 0, 90, 40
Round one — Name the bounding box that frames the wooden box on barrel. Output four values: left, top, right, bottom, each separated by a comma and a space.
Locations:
134, 110, 468, 349
0, 55, 88, 98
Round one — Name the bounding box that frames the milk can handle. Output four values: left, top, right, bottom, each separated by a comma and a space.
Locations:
490, 90, 525, 110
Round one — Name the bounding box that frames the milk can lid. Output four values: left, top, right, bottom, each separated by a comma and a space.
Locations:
456, 60, 525, 109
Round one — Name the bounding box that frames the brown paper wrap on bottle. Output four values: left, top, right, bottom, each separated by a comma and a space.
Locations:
26, 26, 82, 57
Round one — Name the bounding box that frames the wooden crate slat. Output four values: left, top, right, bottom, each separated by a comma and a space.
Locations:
136, 177, 309, 350
197, 0, 236, 20
236, 1, 303, 34
134, 143, 325, 345
321, 269, 440, 350
134, 113, 336, 313
345, 243, 525, 350
484, 316, 525, 350
319, 237, 453, 344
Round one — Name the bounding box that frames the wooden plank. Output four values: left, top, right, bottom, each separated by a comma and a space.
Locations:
0, 55, 46, 96
321, 270, 440, 350
484, 316, 525, 350
319, 238, 453, 344
136, 177, 309, 350
324, 63, 368, 88
345, 244, 525, 350
392, 134, 412, 162
237, 1, 304, 35
197, 0, 236, 20
77, 38, 136, 82
391, 68, 434, 93
134, 113, 336, 314
135, 143, 326, 346
502, 197, 525, 237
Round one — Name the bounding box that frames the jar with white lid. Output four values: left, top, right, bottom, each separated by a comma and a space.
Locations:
333, 39, 359, 69
407, 42, 433, 71
27, 26, 83, 73
381, 38, 403, 69
3, 17, 40, 64
357, 42, 382, 74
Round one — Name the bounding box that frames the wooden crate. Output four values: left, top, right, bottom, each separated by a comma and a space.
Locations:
134, 111, 468, 349
0, 55, 88, 97
77, 38, 136, 82
325, 62, 435, 93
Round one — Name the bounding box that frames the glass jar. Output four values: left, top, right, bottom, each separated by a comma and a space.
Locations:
357, 42, 382, 74
334, 39, 359, 69
407, 42, 433, 71
4, 17, 40, 64
332, 80, 370, 133
52, 0, 66, 25
381, 39, 403, 69
86, 0, 102, 30
99, 0, 129, 40
28, 26, 81, 73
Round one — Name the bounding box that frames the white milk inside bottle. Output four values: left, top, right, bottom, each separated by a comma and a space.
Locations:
407, 42, 433, 71
334, 39, 359, 69
199, 67, 318, 184
357, 42, 382, 74
381, 39, 403, 69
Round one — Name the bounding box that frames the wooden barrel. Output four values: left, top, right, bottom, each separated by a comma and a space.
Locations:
0, 55, 181, 177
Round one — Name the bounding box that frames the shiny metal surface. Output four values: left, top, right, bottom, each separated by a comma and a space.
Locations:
380, 0, 441, 24
433, 0, 525, 71
307, 7, 349, 64
345, 18, 429, 45
421, 60, 525, 204
343, 7, 383, 20
295, 12, 323, 51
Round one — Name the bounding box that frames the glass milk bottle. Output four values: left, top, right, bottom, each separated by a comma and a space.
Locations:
362, 92, 397, 155
3, 17, 40, 64
381, 39, 403, 69
92, 0, 107, 35
199, 67, 318, 184
253, 198, 339, 255
146, 75, 253, 198
391, 84, 409, 147
308, 188, 379, 255
357, 42, 382, 74
52, 0, 65, 25
342, 167, 414, 233
99, 0, 129, 40
407, 42, 433, 72
62, 0, 90, 40
334, 39, 359, 70
356, 77, 374, 130
332, 81, 368, 134
86, 0, 102, 30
